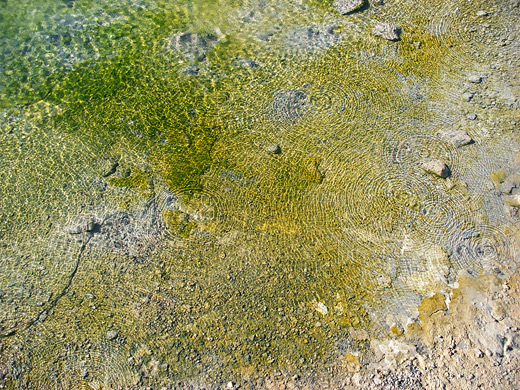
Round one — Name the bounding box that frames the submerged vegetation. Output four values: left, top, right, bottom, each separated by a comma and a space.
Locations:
0, 0, 519, 387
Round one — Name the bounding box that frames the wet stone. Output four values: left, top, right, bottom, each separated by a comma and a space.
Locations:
167, 31, 220, 62
267, 144, 282, 154
372, 23, 401, 41
285, 24, 343, 51
65, 216, 98, 234
462, 91, 475, 102
437, 129, 473, 147
333, 0, 365, 15
468, 75, 483, 83
499, 179, 517, 194
237, 59, 262, 69
106, 330, 118, 340
505, 194, 520, 207
101, 158, 119, 177
422, 159, 451, 178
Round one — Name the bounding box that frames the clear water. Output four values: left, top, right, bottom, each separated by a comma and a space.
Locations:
0, 0, 519, 387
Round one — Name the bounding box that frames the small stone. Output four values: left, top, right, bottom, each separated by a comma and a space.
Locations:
107, 330, 118, 340
491, 305, 506, 322
333, 0, 365, 15
316, 302, 328, 315
499, 179, 517, 194
372, 23, 401, 41
468, 75, 482, 83
489, 169, 507, 187
102, 159, 119, 177
476, 10, 489, 17
462, 91, 475, 101
437, 129, 473, 147
85, 218, 97, 232
413, 41, 422, 49
422, 160, 451, 178
237, 59, 262, 69
505, 194, 520, 207
226, 381, 234, 389
466, 113, 477, 120
267, 144, 282, 154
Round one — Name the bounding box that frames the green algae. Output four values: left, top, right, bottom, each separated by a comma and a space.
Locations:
1, 0, 518, 387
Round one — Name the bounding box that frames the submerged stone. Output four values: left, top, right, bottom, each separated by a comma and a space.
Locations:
106, 330, 118, 340
285, 24, 343, 51
333, 0, 365, 15
505, 194, 520, 207
422, 159, 451, 178
372, 23, 401, 41
167, 31, 220, 62
266, 144, 282, 154
270, 90, 309, 121
468, 74, 483, 83
437, 129, 473, 147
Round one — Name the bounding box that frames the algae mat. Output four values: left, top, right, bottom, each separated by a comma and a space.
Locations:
0, 0, 519, 388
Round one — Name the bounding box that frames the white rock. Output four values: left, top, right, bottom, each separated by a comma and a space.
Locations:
468, 74, 482, 83
316, 302, 329, 315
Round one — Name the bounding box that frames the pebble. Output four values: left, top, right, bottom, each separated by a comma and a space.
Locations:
462, 91, 475, 101
476, 10, 489, 17
468, 75, 483, 83
267, 144, 282, 154
316, 302, 329, 315
107, 330, 118, 340
505, 194, 520, 207
333, 0, 365, 15
102, 160, 119, 177
372, 23, 401, 41
422, 160, 451, 178
466, 113, 477, 120
437, 129, 473, 147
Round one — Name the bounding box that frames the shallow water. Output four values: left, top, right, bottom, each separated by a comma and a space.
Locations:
1, 0, 519, 387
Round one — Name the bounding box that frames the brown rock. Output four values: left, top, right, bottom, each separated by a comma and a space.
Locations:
422, 160, 451, 178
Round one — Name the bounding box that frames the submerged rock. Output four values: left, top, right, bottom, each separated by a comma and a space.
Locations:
266, 144, 282, 154
462, 91, 475, 101
468, 74, 483, 83
422, 159, 451, 178
106, 330, 118, 340
505, 194, 520, 207
270, 90, 309, 121
372, 23, 402, 41
167, 31, 220, 62
333, 0, 365, 15
437, 129, 473, 147
285, 24, 343, 51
